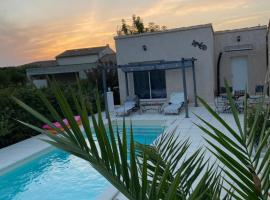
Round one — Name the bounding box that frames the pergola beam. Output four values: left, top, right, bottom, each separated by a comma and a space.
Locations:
119, 58, 196, 73
100, 58, 197, 118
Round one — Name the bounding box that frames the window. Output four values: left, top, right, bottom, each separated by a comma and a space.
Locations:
133, 70, 166, 99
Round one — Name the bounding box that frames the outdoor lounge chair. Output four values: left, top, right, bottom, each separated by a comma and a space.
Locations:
115, 95, 138, 116
162, 92, 186, 115
255, 85, 264, 96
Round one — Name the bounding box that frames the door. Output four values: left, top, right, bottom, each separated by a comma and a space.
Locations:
231, 57, 248, 91
133, 70, 166, 99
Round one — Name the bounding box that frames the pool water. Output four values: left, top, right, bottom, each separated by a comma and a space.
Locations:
0, 125, 163, 200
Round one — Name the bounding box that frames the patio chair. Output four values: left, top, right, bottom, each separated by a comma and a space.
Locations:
255, 85, 264, 96
220, 87, 233, 95
233, 90, 245, 98
115, 95, 139, 116
215, 96, 230, 113
162, 92, 186, 115
235, 96, 244, 113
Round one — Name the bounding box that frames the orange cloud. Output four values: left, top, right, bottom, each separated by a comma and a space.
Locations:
0, 13, 116, 65
0, 0, 269, 67
141, 0, 249, 18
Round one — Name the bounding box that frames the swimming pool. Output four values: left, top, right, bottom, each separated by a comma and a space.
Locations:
0, 124, 163, 200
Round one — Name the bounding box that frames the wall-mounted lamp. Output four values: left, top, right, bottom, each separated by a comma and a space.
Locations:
237, 35, 241, 42
142, 45, 147, 51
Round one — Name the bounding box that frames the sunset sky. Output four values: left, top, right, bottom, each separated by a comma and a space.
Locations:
0, 0, 269, 67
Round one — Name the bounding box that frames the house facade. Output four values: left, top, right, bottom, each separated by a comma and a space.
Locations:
115, 24, 215, 103
115, 24, 268, 104
26, 45, 115, 87
215, 26, 267, 94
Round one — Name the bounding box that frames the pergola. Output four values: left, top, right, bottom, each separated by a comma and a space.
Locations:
100, 58, 198, 118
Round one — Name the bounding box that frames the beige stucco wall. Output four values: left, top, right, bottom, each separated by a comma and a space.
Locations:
115, 25, 215, 104
214, 26, 267, 94
268, 26, 270, 68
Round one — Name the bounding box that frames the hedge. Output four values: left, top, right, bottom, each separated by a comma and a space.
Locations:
0, 81, 101, 148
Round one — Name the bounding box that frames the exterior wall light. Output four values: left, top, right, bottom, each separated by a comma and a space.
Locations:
142, 45, 147, 51
237, 35, 241, 42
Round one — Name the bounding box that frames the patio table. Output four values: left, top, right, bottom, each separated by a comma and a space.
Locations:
139, 102, 164, 113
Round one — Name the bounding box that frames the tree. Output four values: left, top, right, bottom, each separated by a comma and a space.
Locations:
132, 14, 144, 34
118, 15, 167, 36
121, 19, 129, 35
14, 80, 270, 199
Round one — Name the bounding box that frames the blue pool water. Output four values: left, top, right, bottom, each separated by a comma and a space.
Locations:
0, 125, 163, 200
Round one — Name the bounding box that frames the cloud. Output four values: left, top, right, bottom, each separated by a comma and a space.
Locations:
0, 12, 116, 66
141, 0, 185, 18
216, 16, 259, 27
0, 0, 269, 67
174, 0, 249, 16
140, 0, 249, 18
214, 9, 270, 30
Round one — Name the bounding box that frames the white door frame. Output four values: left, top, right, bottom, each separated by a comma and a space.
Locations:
231, 56, 248, 91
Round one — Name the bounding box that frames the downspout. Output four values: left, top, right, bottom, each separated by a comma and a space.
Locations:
217, 52, 223, 96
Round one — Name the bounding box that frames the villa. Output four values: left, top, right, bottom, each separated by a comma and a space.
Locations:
1, 21, 270, 200
26, 45, 115, 88
115, 24, 268, 106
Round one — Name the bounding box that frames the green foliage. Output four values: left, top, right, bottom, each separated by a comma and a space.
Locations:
196, 80, 270, 199
0, 67, 27, 88
132, 15, 144, 33
0, 115, 14, 137
118, 15, 167, 36
14, 80, 223, 199
247, 106, 270, 144
14, 80, 270, 199
0, 80, 99, 148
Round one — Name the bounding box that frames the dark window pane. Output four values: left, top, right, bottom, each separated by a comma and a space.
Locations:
133, 71, 150, 99
150, 70, 166, 98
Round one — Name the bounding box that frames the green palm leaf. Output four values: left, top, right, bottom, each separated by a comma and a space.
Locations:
13, 80, 225, 199
197, 80, 270, 199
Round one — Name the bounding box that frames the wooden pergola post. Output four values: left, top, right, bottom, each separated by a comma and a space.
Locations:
125, 72, 129, 96
102, 66, 109, 119
181, 58, 189, 118
192, 58, 198, 107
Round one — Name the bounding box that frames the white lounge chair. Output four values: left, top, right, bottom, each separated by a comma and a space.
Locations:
115, 96, 138, 116
162, 92, 186, 115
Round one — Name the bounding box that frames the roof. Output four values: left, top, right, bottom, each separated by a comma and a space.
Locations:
114, 24, 213, 40
22, 60, 57, 68
26, 63, 97, 76
215, 25, 267, 35
56, 46, 108, 58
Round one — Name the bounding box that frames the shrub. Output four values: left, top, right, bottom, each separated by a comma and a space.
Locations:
0, 81, 100, 148
247, 105, 270, 144
0, 67, 27, 88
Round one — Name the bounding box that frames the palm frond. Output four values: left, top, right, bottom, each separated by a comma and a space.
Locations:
13, 80, 223, 200
197, 80, 270, 199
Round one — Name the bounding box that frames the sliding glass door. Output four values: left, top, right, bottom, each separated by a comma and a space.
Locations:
133, 71, 150, 99
133, 70, 166, 99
